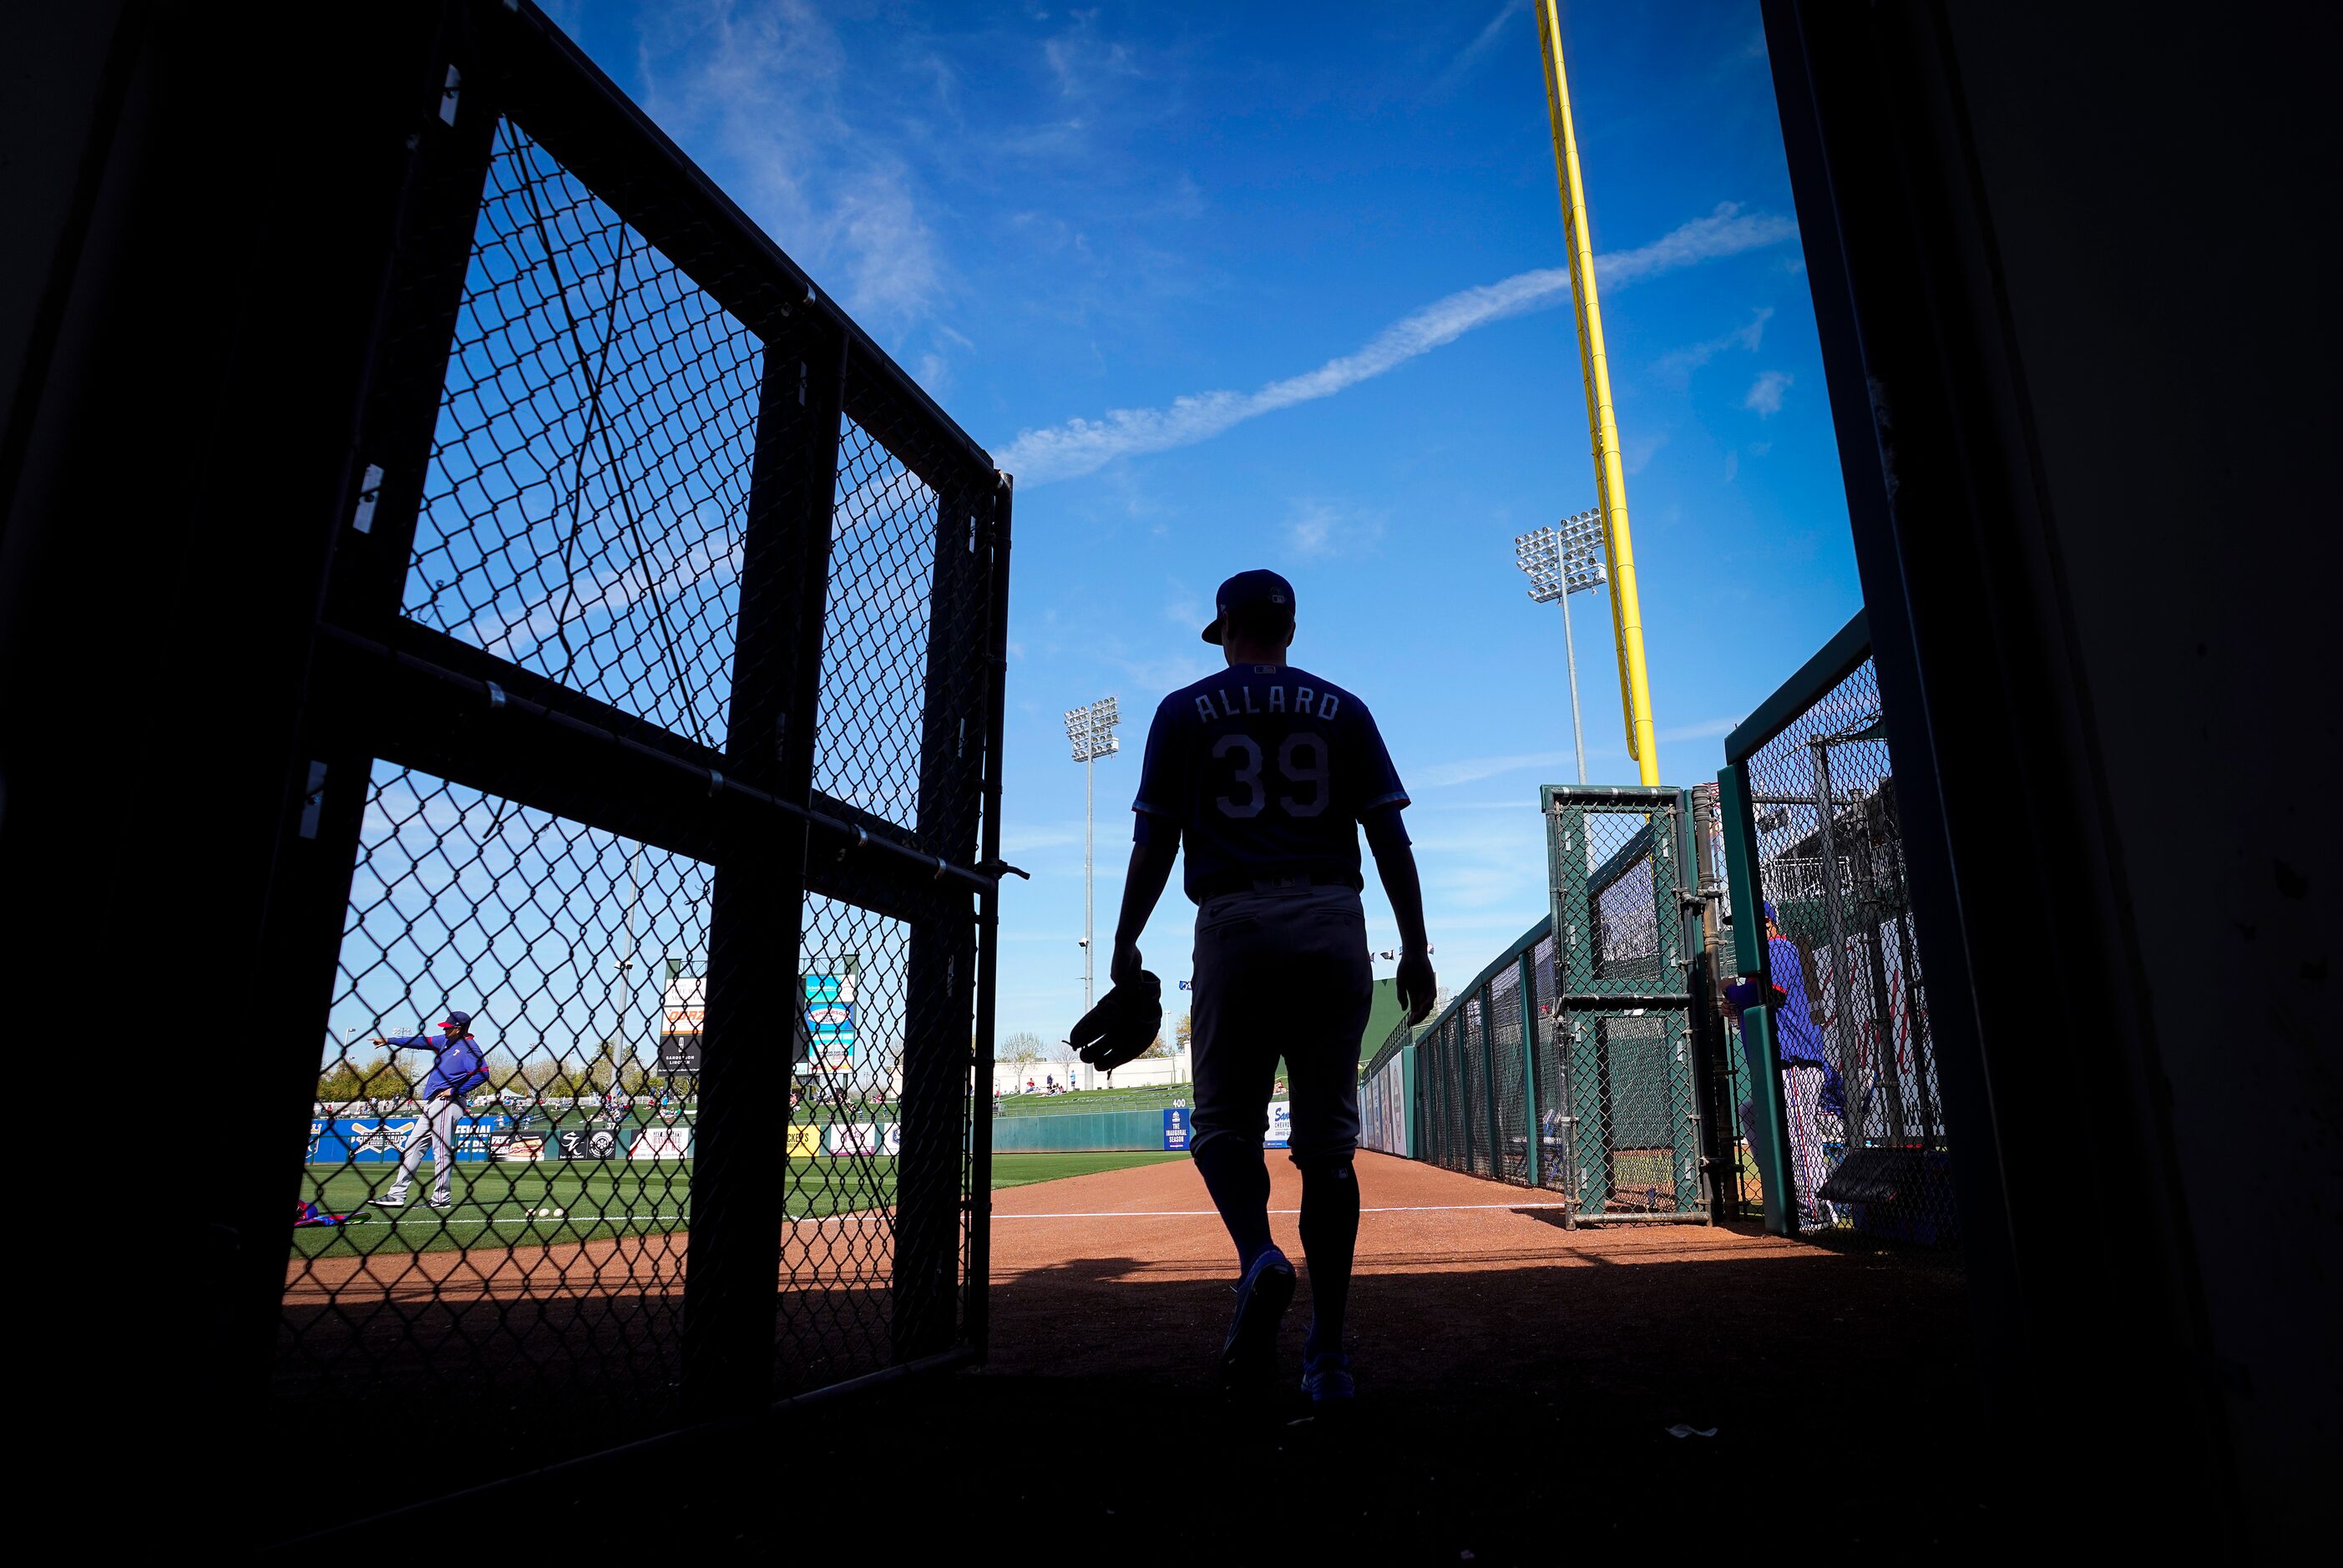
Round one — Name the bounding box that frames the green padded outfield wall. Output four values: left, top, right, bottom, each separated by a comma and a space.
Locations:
988, 1108, 1169, 1152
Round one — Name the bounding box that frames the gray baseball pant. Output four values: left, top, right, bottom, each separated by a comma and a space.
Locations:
1188, 883, 1374, 1161
387, 1096, 462, 1203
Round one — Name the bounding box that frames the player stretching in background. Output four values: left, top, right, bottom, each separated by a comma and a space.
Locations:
369, 1009, 489, 1210
1111, 569, 1436, 1411
1724, 903, 1847, 1229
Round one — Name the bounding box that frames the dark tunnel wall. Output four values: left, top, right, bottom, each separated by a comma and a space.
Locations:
1766, 0, 2336, 1553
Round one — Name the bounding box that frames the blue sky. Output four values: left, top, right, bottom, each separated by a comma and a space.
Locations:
342, 1, 1861, 1068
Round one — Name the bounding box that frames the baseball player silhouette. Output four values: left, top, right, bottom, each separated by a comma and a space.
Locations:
1111, 569, 1435, 1409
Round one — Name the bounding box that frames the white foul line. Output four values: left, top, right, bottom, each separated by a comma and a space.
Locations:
314, 1201, 1572, 1232
311, 1211, 895, 1232
992, 1203, 1580, 1221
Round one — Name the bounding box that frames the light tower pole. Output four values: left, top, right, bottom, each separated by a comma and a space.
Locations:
1064, 696, 1121, 1014
1516, 509, 1609, 784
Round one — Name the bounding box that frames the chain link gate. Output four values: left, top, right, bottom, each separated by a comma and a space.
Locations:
1379, 786, 1738, 1225
251, 0, 1015, 1500
1540, 787, 1705, 1222
1720, 612, 1957, 1247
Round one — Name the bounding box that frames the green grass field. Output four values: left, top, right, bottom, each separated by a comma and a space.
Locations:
992, 1083, 1187, 1117
289, 1151, 1182, 1260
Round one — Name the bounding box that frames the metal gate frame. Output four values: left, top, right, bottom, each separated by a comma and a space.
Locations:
1541, 785, 1709, 1223
1380, 785, 1733, 1225
148, 0, 1015, 1498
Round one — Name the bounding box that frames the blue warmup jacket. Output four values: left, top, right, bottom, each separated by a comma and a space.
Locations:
1767, 938, 1849, 1116
385, 1033, 489, 1099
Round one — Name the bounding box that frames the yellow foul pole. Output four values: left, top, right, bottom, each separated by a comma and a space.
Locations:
1535, 0, 1660, 785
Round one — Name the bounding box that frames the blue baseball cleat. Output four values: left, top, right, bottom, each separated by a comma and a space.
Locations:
1219, 1246, 1296, 1388
1301, 1350, 1355, 1412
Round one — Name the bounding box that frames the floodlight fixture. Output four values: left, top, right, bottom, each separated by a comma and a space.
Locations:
1513, 509, 1610, 784
1065, 695, 1121, 1010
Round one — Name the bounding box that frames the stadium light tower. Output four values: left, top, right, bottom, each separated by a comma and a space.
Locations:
1065, 696, 1121, 1013
1516, 508, 1608, 783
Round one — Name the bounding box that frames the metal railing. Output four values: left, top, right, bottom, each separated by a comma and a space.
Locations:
263, 0, 1012, 1506
1718, 612, 1957, 1247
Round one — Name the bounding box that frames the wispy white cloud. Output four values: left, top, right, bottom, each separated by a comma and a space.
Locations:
1288, 503, 1337, 558
1283, 498, 1382, 561
1653, 306, 1773, 385
1411, 716, 1738, 788
1743, 369, 1794, 417
639, 1, 942, 323
1432, 0, 1530, 94
995, 204, 1799, 483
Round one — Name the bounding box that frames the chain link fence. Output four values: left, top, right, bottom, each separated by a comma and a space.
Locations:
1379, 788, 1728, 1223
266, 0, 1012, 1498
1721, 615, 1956, 1247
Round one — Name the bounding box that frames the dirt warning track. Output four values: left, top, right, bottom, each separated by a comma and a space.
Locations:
981, 1151, 1895, 1393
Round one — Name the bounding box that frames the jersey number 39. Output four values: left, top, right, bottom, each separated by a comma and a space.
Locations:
1212, 732, 1328, 819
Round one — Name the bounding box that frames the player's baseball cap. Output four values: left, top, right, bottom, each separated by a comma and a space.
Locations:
1761, 902, 1778, 923
441, 1009, 472, 1029
1201, 569, 1295, 644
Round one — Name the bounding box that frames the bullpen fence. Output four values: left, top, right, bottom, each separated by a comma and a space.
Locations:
1718, 613, 1959, 1247
256, 0, 1014, 1507
1360, 787, 1751, 1223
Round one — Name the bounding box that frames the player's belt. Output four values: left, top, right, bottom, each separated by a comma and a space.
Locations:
1196, 868, 1363, 899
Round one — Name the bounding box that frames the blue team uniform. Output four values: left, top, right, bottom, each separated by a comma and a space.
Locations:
376, 1029, 488, 1206
1133, 662, 1409, 1158
1134, 664, 1411, 899
382, 1033, 490, 1100
1766, 938, 1847, 1115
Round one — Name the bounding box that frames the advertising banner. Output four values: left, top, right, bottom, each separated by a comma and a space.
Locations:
556, 1128, 622, 1161
630, 1126, 693, 1161
489, 1131, 547, 1162
787, 1125, 823, 1158
1161, 1107, 1192, 1151
1264, 1100, 1292, 1150
826, 1121, 879, 1156
306, 1115, 512, 1164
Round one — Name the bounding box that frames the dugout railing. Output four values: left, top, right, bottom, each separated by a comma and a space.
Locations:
1718, 612, 1959, 1247
164, 0, 1014, 1525
1365, 786, 1755, 1222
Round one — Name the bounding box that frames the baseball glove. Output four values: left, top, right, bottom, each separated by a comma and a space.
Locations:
1066, 970, 1164, 1072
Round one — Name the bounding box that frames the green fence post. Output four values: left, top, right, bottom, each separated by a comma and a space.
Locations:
1477, 987, 1503, 1181
1662, 792, 1702, 1214
1516, 949, 1541, 1191
1718, 762, 1795, 1236
1552, 800, 1607, 1213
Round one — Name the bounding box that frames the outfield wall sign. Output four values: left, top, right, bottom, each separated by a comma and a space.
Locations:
630, 1126, 693, 1161
556, 1128, 622, 1160
1161, 1102, 1284, 1150
306, 1115, 513, 1164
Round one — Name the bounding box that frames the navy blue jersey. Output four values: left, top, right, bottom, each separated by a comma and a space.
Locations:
1132, 663, 1409, 903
